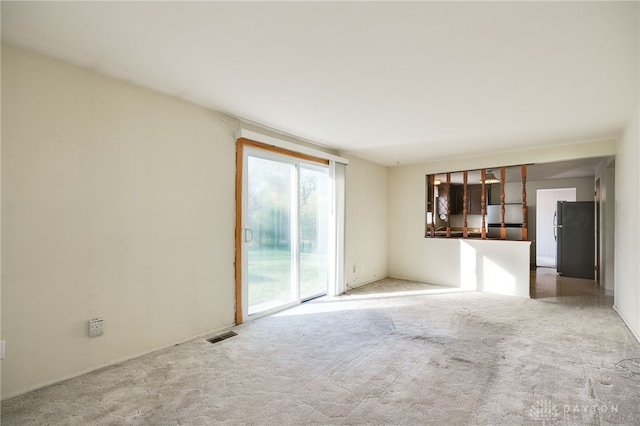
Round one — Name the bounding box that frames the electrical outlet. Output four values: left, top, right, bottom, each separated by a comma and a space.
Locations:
89, 318, 104, 337
353, 265, 357, 273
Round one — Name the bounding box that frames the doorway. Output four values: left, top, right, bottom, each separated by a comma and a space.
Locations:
535, 188, 576, 268
239, 143, 331, 321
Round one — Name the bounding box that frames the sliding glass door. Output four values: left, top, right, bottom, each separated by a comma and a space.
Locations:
243, 148, 330, 319
299, 164, 330, 300
245, 155, 296, 315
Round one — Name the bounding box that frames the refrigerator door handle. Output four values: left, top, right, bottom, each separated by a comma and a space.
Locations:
552, 211, 560, 241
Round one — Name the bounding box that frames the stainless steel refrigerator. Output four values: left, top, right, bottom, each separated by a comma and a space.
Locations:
554, 201, 595, 279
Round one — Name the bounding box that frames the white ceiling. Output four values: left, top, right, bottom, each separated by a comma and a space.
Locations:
1, 1, 638, 167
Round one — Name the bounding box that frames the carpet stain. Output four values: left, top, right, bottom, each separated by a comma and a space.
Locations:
614, 358, 640, 378
450, 356, 474, 364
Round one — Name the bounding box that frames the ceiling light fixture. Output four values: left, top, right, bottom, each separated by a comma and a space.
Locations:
481, 171, 500, 184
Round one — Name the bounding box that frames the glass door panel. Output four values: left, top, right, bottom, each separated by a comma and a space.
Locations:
246, 155, 296, 315
299, 165, 330, 300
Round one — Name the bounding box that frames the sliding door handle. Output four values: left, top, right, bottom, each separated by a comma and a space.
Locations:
244, 228, 254, 243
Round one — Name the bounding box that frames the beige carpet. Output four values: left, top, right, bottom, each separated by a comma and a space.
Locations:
3, 278, 640, 425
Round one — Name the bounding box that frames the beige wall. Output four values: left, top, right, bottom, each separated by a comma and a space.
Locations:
0, 42, 3, 398
344, 155, 389, 288
1, 44, 239, 398
614, 107, 640, 340
410, 238, 531, 298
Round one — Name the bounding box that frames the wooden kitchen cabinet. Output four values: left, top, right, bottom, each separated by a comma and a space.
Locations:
450, 184, 490, 215
449, 185, 463, 215
468, 185, 488, 215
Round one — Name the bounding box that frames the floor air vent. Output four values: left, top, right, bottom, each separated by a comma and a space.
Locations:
206, 331, 237, 344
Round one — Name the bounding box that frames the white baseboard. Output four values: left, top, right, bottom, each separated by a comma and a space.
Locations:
613, 304, 640, 344
1, 323, 236, 401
